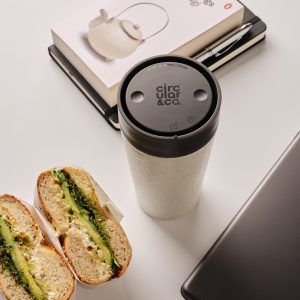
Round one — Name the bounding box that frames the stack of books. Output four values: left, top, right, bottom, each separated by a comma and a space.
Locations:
48, 0, 266, 129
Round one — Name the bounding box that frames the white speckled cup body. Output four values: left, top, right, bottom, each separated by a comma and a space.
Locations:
123, 136, 214, 220
118, 56, 221, 220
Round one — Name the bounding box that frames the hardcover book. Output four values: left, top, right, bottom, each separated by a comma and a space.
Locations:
51, 0, 244, 107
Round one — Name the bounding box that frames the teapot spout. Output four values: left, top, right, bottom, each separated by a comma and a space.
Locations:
88, 8, 109, 28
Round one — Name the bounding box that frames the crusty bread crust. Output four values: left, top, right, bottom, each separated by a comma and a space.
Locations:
37, 168, 132, 284
0, 195, 75, 300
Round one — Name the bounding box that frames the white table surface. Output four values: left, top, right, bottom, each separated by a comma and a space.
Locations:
0, 1, 299, 299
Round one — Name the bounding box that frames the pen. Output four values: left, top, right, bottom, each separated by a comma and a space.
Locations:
195, 23, 253, 63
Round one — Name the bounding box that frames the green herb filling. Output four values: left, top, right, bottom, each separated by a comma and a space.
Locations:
53, 169, 120, 274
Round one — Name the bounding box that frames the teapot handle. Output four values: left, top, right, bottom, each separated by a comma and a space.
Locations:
113, 2, 169, 40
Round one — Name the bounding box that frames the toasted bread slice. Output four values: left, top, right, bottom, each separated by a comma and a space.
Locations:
37, 167, 132, 285
0, 195, 75, 300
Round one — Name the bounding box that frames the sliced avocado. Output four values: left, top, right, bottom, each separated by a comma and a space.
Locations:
61, 182, 112, 266
0, 216, 45, 300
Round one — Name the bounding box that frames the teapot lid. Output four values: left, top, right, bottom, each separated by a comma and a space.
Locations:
121, 20, 143, 40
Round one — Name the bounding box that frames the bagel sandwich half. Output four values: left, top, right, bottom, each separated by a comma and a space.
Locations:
0, 195, 75, 300
36, 167, 132, 285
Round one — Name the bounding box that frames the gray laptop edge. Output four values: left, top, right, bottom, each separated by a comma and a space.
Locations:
182, 132, 300, 300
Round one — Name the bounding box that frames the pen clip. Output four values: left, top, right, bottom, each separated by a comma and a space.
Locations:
215, 36, 243, 57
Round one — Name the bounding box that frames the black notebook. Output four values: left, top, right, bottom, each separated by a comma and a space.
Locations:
48, 3, 266, 130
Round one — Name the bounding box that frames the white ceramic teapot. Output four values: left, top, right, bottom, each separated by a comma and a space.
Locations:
87, 3, 169, 60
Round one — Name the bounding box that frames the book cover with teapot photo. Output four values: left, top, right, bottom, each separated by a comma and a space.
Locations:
51, 0, 244, 106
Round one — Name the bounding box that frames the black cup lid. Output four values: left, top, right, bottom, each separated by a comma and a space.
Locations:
118, 55, 221, 158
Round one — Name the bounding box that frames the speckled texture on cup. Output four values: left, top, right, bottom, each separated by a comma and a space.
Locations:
123, 136, 214, 219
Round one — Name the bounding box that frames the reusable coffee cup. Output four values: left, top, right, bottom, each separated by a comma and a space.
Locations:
118, 55, 221, 219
